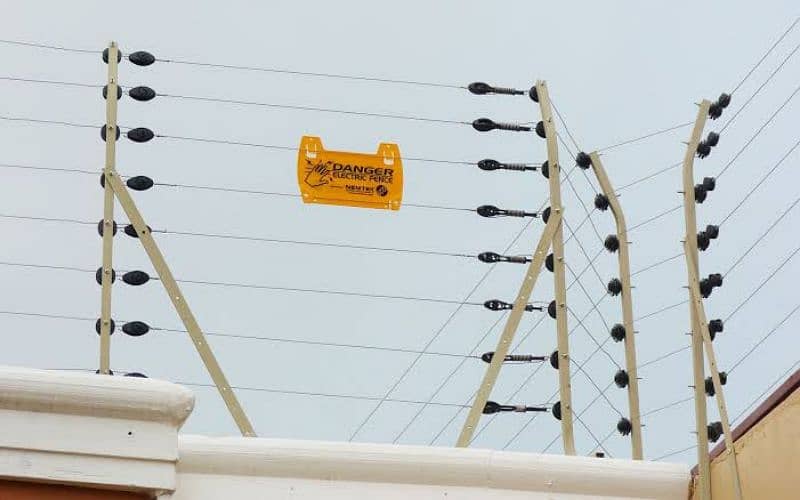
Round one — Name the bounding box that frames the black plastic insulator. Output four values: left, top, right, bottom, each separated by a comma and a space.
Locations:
100, 125, 121, 142
483, 401, 502, 414
708, 273, 723, 288
122, 320, 151, 337
126, 175, 154, 191
477, 159, 535, 172
707, 421, 723, 443
97, 219, 118, 237
535, 121, 546, 138
617, 417, 633, 436
472, 118, 531, 132
95, 369, 114, 375
709, 102, 723, 120
550, 350, 559, 370
718, 93, 732, 109
697, 141, 711, 159
705, 371, 728, 397
706, 132, 720, 147
477, 205, 500, 217
700, 278, 713, 298
542, 206, 551, 223
128, 51, 156, 67
576, 152, 592, 170
95, 318, 115, 335
478, 252, 530, 264
478, 251, 502, 263
482, 352, 544, 364
476, 205, 537, 218
594, 193, 610, 211
123, 224, 151, 238
467, 82, 524, 96
607, 278, 623, 296
545, 253, 554, 272
102, 47, 122, 63
483, 299, 541, 312
604, 234, 620, 253
708, 319, 724, 338
125, 372, 148, 378
706, 224, 720, 239
541, 160, 549, 179
102, 84, 122, 100
127, 127, 155, 143
548, 300, 557, 319
697, 231, 710, 251
614, 369, 630, 388
552, 401, 562, 420
129, 86, 157, 102
694, 184, 708, 204
528, 86, 539, 102
702, 176, 716, 192
478, 159, 501, 171
96, 267, 116, 285
610, 323, 626, 342
122, 270, 150, 286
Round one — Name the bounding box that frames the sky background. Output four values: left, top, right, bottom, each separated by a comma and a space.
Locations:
1, 1, 798, 464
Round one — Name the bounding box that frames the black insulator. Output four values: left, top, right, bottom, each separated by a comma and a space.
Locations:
697, 231, 710, 251
478, 252, 529, 264
484, 299, 505, 311
122, 270, 150, 286
125, 372, 148, 378
100, 125, 121, 142
535, 121, 546, 138
706, 224, 720, 239
700, 278, 713, 298
479, 251, 502, 263
467, 82, 524, 96
709, 102, 723, 120
705, 371, 728, 397
614, 369, 630, 388
97, 219, 118, 237
702, 176, 716, 192
102, 84, 122, 100
548, 300, 557, 319
552, 401, 562, 420
528, 86, 539, 102
96, 369, 114, 375
550, 350, 559, 369
477, 159, 535, 172
482, 401, 545, 414
481, 352, 494, 363
708, 273, 723, 288
127, 127, 155, 143
610, 323, 626, 342
96, 267, 116, 285
482, 352, 543, 364
122, 321, 151, 337
541, 160, 549, 179
478, 159, 501, 171
604, 235, 620, 253
707, 421, 723, 443
477, 205, 500, 217
576, 152, 592, 169
694, 184, 708, 204
128, 51, 156, 67
472, 118, 494, 132
594, 193, 610, 211
708, 319, 724, 337
718, 93, 732, 109
476, 204, 536, 218
129, 86, 157, 102
95, 318, 115, 335
542, 206, 551, 223
545, 253, 554, 272
472, 118, 531, 132
607, 278, 623, 296
483, 401, 502, 414
697, 141, 711, 159
617, 417, 633, 436
123, 224, 151, 238
102, 47, 122, 63
126, 175, 154, 191
706, 132, 720, 147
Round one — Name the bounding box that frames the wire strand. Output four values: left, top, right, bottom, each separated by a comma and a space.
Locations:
730, 17, 800, 94
597, 122, 694, 152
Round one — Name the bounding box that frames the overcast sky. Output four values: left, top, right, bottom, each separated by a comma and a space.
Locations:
1, 1, 798, 464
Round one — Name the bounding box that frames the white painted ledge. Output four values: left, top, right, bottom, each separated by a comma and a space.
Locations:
0, 365, 194, 493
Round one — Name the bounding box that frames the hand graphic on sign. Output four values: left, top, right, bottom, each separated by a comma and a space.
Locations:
304, 162, 332, 188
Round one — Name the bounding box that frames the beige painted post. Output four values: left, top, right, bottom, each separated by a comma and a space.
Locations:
456, 212, 560, 447
681, 100, 742, 499
536, 81, 575, 455
99, 42, 119, 375
588, 152, 643, 459
104, 170, 256, 437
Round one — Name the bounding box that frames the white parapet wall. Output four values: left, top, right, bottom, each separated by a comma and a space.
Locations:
0, 366, 689, 499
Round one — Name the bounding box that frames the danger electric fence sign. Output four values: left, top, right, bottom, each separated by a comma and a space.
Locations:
297, 136, 403, 210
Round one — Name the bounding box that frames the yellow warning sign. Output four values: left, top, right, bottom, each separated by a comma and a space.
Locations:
297, 136, 403, 210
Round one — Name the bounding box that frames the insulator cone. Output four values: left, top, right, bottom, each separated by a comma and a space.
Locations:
709, 102, 723, 120
706, 132, 720, 147
548, 300, 557, 319
604, 235, 620, 253
472, 118, 495, 132
702, 177, 716, 192
95, 318, 115, 335
541, 160, 549, 179
552, 401, 562, 420
545, 253, 554, 272
122, 270, 150, 286
129, 86, 157, 102
610, 323, 626, 342
700, 279, 713, 298
127, 127, 154, 143
100, 125, 121, 142
594, 193, 610, 211
576, 152, 592, 169
102, 47, 122, 63
617, 417, 632, 436
123, 224, 151, 238
478, 252, 501, 263
694, 184, 707, 204
706, 224, 720, 239
477, 205, 500, 217
468, 82, 492, 95
718, 93, 731, 108
128, 51, 156, 66
122, 320, 150, 337
614, 369, 629, 388
483, 401, 502, 414
535, 121, 546, 138
550, 350, 559, 369
704, 371, 728, 397
102, 84, 122, 100
607, 278, 623, 296
708, 273, 723, 288
707, 421, 723, 443
697, 142, 711, 159
708, 319, 724, 335
97, 219, 118, 237
478, 159, 501, 171
528, 86, 539, 102
96, 267, 116, 285
542, 206, 551, 223
697, 232, 710, 251
126, 175, 154, 191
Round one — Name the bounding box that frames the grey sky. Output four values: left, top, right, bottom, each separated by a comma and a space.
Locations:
1, 1, 798, 464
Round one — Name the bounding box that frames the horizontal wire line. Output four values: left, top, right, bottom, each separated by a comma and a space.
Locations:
616, 162, 682, 192
597, 122, 693, 152
730, 17, 800, 94
0, 39, 97, 54
0, 75, 100, 88
728, 301, 800, 374
0, 309, 476, 360
731, 359, 800, 423
641, 397, 692, 418
653, 445, 696, 461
